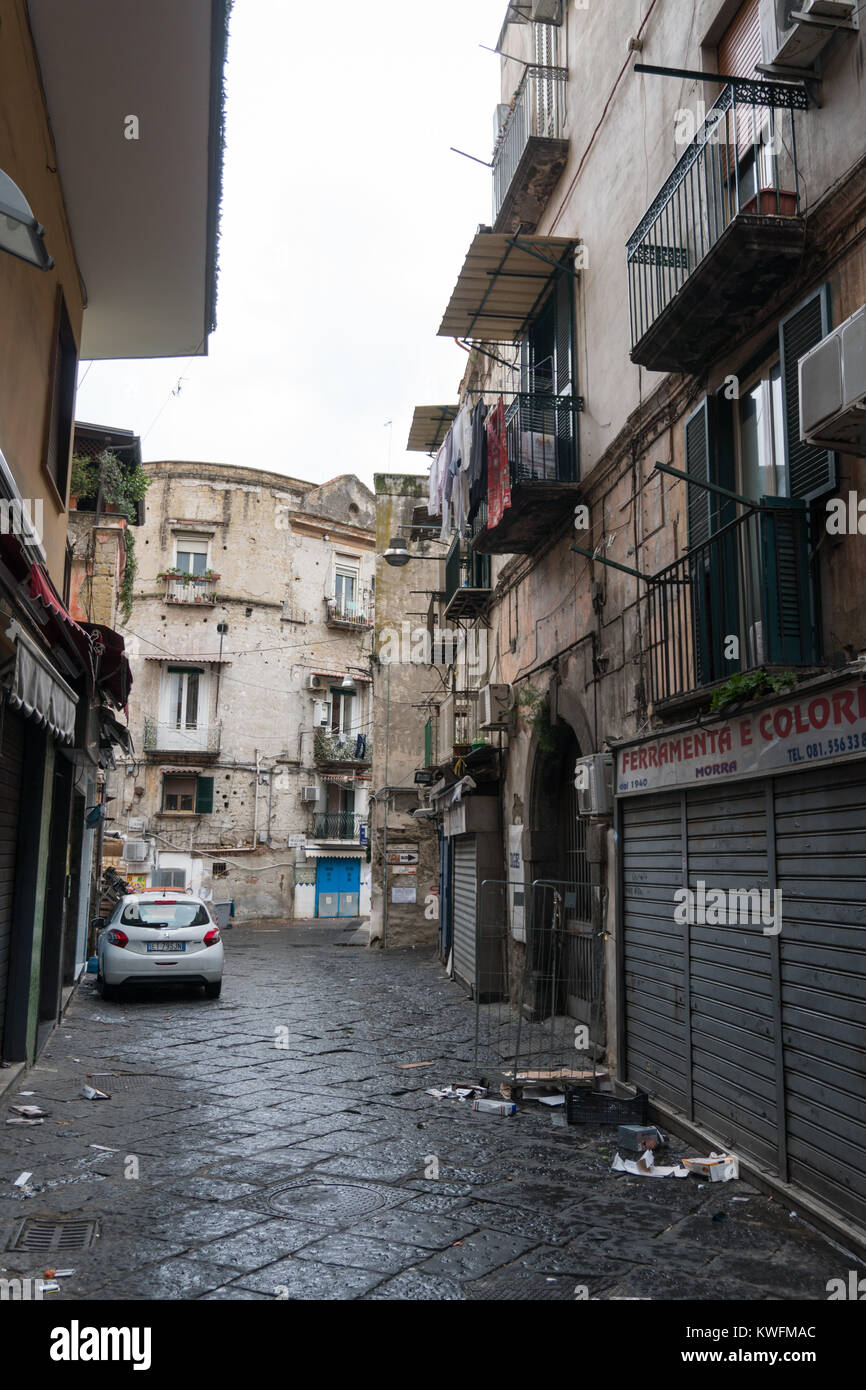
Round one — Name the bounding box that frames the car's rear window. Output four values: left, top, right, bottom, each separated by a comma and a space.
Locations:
121, 901, 211, 927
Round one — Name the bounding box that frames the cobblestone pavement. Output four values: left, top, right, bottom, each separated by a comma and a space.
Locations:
0, 923, 857, 1301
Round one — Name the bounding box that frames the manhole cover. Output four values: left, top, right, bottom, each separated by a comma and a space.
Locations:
8, 1219, 99, 1253
465, 1271, 577, 1301
266, 1181, 400, 1225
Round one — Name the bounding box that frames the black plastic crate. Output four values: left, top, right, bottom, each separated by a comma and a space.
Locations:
565, 1088, 649, 1126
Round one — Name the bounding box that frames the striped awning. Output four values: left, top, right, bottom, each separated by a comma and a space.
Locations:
438, 232, 578, 342
407, 405, 458, 454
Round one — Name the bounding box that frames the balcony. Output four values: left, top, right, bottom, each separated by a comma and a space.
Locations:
143, 718, 222, 757
310, 812, 366, 842
472, 392, 582, 555
493, 65, 569, 234
444, 537, 490, 621
324, 593, 373, 630
627, 80, 807, 375
161, 574, 219, 605
646, 501, 818, 707
313, 730, 372, 766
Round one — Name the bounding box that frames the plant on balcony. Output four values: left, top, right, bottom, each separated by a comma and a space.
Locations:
710, 669, 798, 714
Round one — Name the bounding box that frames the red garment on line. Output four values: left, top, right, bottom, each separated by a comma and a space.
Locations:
487, 398, 510, 529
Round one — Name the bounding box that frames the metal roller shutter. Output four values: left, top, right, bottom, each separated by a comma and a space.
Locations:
0, 707, 25, 1051
622, 792, 688, 1109
775, 762, 866, 1228
686, 782, 777, 1167
452, 837, 477, 991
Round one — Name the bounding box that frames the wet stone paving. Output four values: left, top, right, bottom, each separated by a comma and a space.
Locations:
0, 922, 857, 1301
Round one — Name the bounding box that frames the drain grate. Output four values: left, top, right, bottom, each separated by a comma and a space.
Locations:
8, 1219, 99, 1253
465, 1270, 578, 1301
266, 1180, 402, 1225
84, 1073, 165, 1091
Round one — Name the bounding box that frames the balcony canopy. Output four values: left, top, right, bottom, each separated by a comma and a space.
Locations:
407, 406, 458, 455
438, 232, 578, 343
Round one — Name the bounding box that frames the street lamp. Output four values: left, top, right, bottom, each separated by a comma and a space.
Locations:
0, 168, 54, 270
383, 537, 411, 567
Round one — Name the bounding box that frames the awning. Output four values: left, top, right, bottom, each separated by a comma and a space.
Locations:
144, 655, 229, 665
407, 405, 458, 455
82, 622, 133, 708
4, 624, 78, 744
29, 565, 95, 679
303, 847, 364, 859
438, 232, 578, 342
312, 669, 372, 684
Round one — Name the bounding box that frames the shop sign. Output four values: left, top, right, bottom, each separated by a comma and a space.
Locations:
617, 681, 866, 795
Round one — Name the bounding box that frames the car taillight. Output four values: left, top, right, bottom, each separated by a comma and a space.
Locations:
204, 928, 221, 946
107, 929, 129, 948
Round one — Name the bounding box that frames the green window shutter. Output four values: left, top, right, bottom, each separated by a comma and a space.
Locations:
779, 285, 836, 502
195, 777, 214, 815
684, 398, 712, 548
759, 498, 816, 666
424, 718, 432, 769
554, 272, 574, 396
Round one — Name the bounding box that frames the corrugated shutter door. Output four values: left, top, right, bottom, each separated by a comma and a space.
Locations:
0, 708, 25, 1052
622, 793, 688, 1109
686, 782, 777, 1167
775, 762, 866, 1228
452, 836, 477, 990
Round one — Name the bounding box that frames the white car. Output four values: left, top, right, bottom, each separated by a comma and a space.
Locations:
94, 891, 224, 1000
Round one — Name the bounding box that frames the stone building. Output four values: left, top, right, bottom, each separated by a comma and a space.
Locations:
105, 461, 376, 922
399, 0, 866, 1246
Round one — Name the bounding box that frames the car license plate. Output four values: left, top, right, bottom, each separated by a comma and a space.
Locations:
147, 942, 186, 953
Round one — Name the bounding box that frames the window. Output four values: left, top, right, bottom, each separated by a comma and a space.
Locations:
334, 563, 359, 617
162, 774, 214, 815
330, 689, 355, 736
151, 868, 187, 889
736, 361, 787, 502
212, 861, 228, 879
44, 291, 78, 502
123, 899, 209, 926
175, 536, 209, 576
168, 668, 202, 731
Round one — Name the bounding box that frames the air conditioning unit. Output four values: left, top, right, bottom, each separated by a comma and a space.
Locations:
302, 785, 319, 803
761, 0, 858, 72
531, 0, 563, 22
799, 303, 866, 457
573, 753, 614, 819
306, 673, 324, 690
313, 698, 332, 727
479, 683, 513, 730
122, 840, 150, 863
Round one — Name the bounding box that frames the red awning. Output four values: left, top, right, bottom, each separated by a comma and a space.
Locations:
29, 564, 95, 679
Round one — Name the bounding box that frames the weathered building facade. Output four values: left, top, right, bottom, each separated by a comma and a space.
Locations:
400, 0, 866, 1243
106, 462, 376, 922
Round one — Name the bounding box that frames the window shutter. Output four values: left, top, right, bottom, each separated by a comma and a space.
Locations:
554, 272, 573, 396
759, 498, 816, 665
684, 399, 712, 548
195, 777, 214, 815
779, 286, 835, 502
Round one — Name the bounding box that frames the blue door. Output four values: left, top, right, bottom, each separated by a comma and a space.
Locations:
316, 858, 361, 918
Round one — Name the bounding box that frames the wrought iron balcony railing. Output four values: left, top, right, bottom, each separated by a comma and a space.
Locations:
646, 501, 817, 706
143, 719, 222, 755
313, 730, 372, 764
627, 79, 807, 373
444, 537, 491, 620
162, 576, 219, 604
505, 392, 579, 485
324, 593, 373, 628
311, 812, 365, 840
493, 64, 569, 231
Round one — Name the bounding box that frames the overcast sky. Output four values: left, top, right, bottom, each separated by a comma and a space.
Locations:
74, 0, 506, 490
